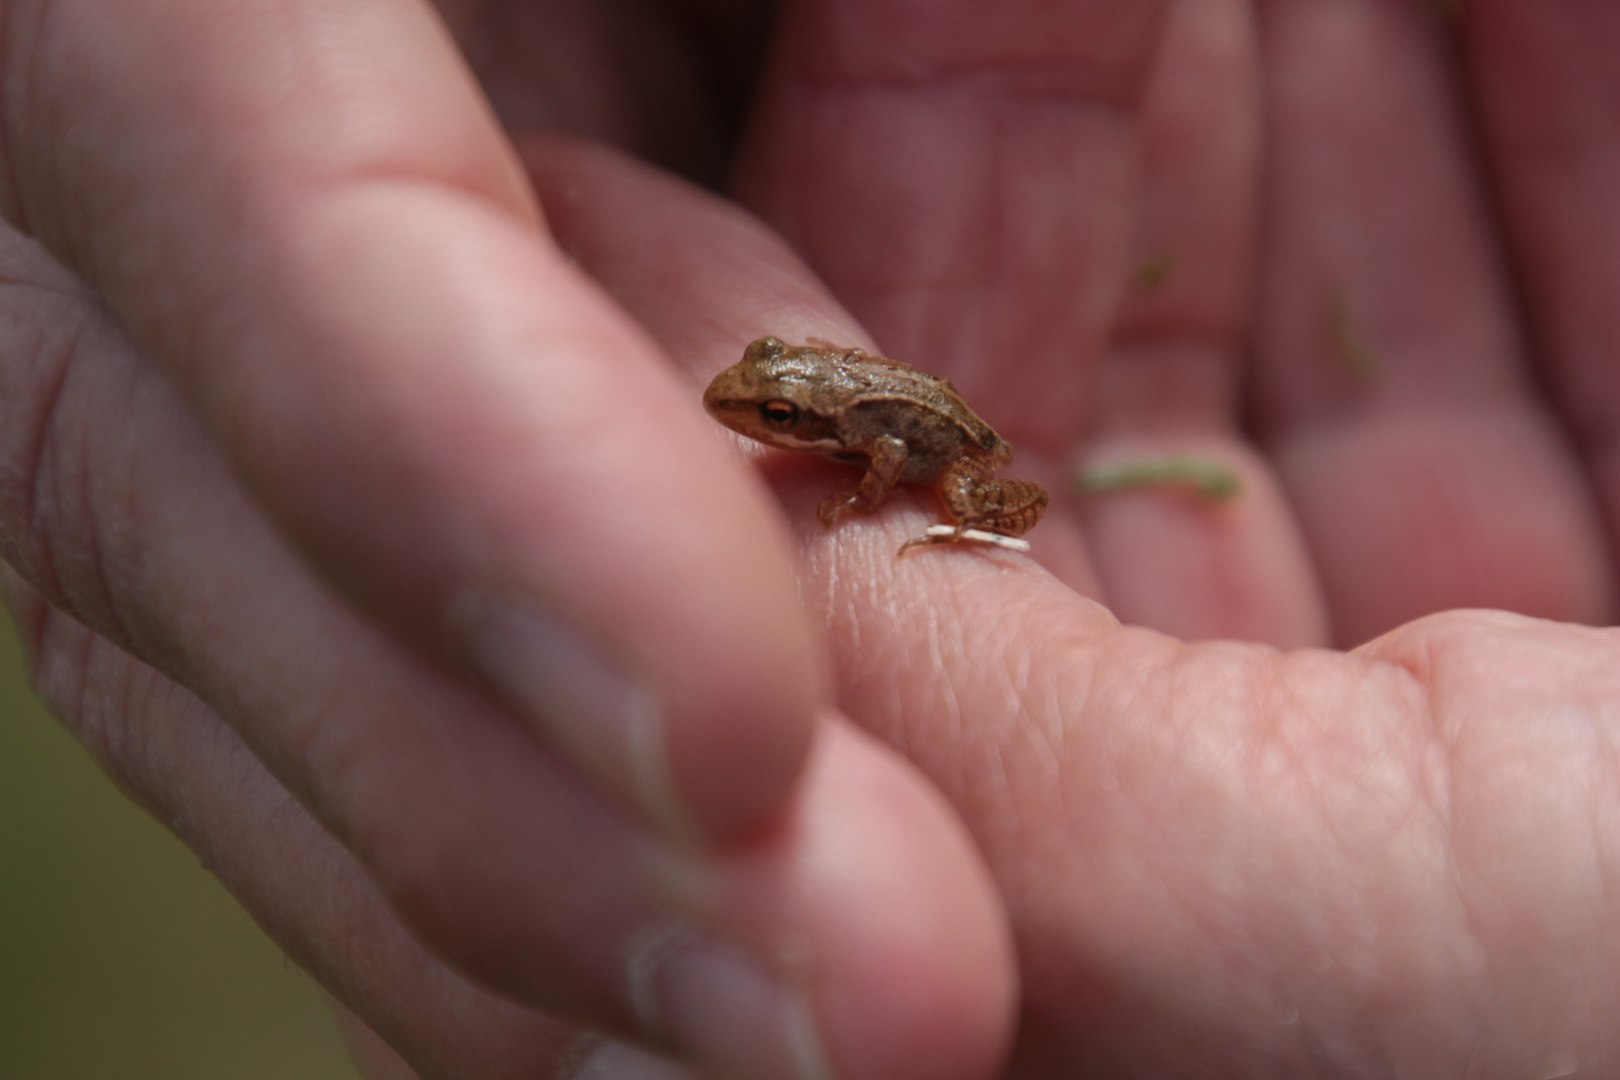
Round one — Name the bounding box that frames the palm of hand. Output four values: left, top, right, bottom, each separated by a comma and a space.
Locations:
528, 0, 1620, 1073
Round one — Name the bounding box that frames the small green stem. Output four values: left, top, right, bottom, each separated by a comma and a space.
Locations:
1075, 455, 1243, 501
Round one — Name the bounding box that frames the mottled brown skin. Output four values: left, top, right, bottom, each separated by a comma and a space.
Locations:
703, 337, 1048, 552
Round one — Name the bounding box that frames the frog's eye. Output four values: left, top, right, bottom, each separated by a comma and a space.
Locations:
760, 400, 800, 429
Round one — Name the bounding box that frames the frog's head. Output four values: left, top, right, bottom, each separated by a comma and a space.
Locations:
703, 337, 843, 453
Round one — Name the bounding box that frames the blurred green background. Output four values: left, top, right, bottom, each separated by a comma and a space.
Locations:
0, 609, 358, 1080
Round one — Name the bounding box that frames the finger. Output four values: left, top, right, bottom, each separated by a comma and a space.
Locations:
10, 570, 1011, 1080
4, 0, 814, 839
1083, 0, 1328, 645
515, 133, 873, 378
1466, 0, 1620, 589
1, 567, 582, 1080
732, 0, 1170, 450
6, 565, 711, 1080
788, 497, 1620, 1074
0, 163, 1015, 1080
1250, 0, 1612, 645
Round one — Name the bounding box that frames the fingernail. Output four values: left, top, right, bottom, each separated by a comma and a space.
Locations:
626, 921, 834, 1080
461, 594, 696, 841
563, 1037, 697, 1080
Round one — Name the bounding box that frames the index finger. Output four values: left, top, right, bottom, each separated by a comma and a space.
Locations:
5, 0, 819, 839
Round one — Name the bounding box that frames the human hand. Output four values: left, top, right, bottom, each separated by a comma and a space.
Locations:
707, 0, 1620, 1073
0, 2, 1018, 1079
9, 1, 1620, 1079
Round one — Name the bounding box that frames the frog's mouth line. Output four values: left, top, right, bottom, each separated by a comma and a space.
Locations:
775, 435, 844, 453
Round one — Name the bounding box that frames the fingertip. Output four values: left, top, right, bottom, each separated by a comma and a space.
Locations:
753, 720, 1018, 1080
658, 617, 828, 843
636, 717, 1015, 1080
456, 479, 826, 846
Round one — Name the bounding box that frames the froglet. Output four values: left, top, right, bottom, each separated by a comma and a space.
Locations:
704, 336, 1047, 553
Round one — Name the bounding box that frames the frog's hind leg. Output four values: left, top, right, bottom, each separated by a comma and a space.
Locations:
898, 462, 1048, 555
939, 460, 1049, 537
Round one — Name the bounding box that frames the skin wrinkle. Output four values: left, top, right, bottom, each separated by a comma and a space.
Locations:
859, 63, 1154, 108
1018, 709, 1063, 817
1400, 651, 1459, 918
31, 589, 104, 762
0, 245, 83, 488
1244, 648, 1292, 794
1569, 692, 1620, 941
0, 235, 208, 690
0, 250, 201, 690
1006, 637, 1059, 779
1106, 644, 1450, 1068
38, 373, 146, 672
784, 70, 1149, 118
5, 305, 74, 591
761, 100, 1123, 314
785, 103, 1126, 304
79, 607, 147, 782
1586, 775, 1620, 997
976, 737, 1017, 862
782, 1, 1166, 104
1329, 665, 1417, 824
79, 363, 156, 678
1403, 640, 1537, 1066
1075, 631, 1146, 824
1239, 655, 1305, 833
1594, 709, 1620, 924
916, 593, 959, 761
79, 612, 162, 806
991, 629, 1049, 784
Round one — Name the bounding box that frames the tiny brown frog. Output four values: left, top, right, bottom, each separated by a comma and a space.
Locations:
704, 336, 1048, 553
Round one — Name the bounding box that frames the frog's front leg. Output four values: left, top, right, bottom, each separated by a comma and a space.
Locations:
817, 435, 909, 523
937, 458, 1049, 537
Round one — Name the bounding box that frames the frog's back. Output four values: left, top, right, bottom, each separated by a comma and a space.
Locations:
836, 352, 1013, 477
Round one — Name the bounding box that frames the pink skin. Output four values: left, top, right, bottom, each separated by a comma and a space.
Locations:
4, 1, 1620, 1078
